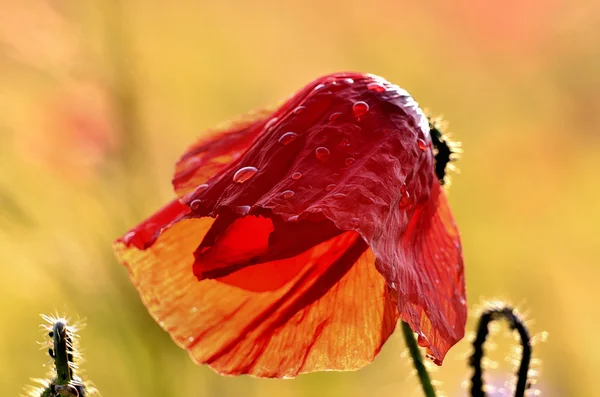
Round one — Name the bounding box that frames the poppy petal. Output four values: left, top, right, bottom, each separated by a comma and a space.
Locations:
194, 213, 343, 280
373, 182, 466, 364
115, 219, 399, 378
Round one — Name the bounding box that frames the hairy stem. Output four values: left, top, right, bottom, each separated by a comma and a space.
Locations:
401, 321, 437, 397
469, 305, 532, 397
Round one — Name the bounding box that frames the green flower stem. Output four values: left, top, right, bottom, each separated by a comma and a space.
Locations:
401, 321, 437, 397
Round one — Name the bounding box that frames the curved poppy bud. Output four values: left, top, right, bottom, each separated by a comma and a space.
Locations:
115, 72, 466, 377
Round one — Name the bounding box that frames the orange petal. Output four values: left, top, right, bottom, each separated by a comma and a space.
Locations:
115, 219, 398, 378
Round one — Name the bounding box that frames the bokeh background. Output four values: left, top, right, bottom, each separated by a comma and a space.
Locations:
2, 1, 598, 396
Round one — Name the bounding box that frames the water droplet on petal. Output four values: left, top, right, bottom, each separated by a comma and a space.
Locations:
313, 83, 326, 91
339, 138, 351, 149
191, 306, 198, 313
233, 166, 258, 183
122, 231, 136, 245
183, 183, 209, 203
399, 191, 411, 208
188, 336, 195, 343
190, 199, 202, 210
352, 101, 369, 119
329, 112, 342, 121
344, 157, 355, 166
278, 132, 298, 145
333, 193, 346, 198
293, 106, 305, 115
194, 183, 209, 193
417, 139, 427, 151
325, 184, 336, 191
234, 205, 251, 215
343, 78, 354, 84
265, 117, 278, 131
280, 190, 295, 199
291, 172, 302, 180
367, 82, 386, 93
315, 147, 330, 162
288, 215, 299, 222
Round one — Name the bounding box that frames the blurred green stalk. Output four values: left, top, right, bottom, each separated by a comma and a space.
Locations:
401, 321, 437, 397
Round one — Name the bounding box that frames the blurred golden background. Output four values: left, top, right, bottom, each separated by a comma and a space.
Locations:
2, 1, 598, 396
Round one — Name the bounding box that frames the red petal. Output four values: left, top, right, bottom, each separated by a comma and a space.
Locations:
194, 212, 342, 280
373, 182, 466, 363
115, 218, 398, 377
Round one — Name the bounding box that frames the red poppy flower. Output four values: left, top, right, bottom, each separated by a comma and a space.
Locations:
114, 72, 466, 378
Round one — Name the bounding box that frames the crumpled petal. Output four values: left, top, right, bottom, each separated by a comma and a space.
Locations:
372, 181, 465, 363
115, 204, 398, 377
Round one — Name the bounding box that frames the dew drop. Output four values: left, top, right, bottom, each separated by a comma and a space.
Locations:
280, 190, 295, 199
265, 117, 278, 131
344, 157, 355, 166
193, 183, 209, 193
352, 101, 370, 119
189, 199, 202, 210
329, 112, 342, 121
417, 139, 427, 151
293, 106, 305, 115
190, 306, 198, 313
278, 132, 298, 145
234, 205, 251, 216
333, 193, 346, 198
315, 146, 330, 162
291, 172, 302, 180
367, 82, 386, 93
342, 78, 354, 84
188, 336, 195, 343
313, 83, 326, 91
122, 231, 136, 245
233, 166, 258, 183
325, 184, 336, 191
399, 191, 411, 208
339, 138, 352, 149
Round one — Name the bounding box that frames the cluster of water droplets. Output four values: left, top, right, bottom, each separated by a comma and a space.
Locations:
217, 76, 422, 216
188, 183, 209, 210
399, 183, 411, 208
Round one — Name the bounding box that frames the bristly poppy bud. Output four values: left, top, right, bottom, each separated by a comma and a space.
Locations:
115, 72, 467, 378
